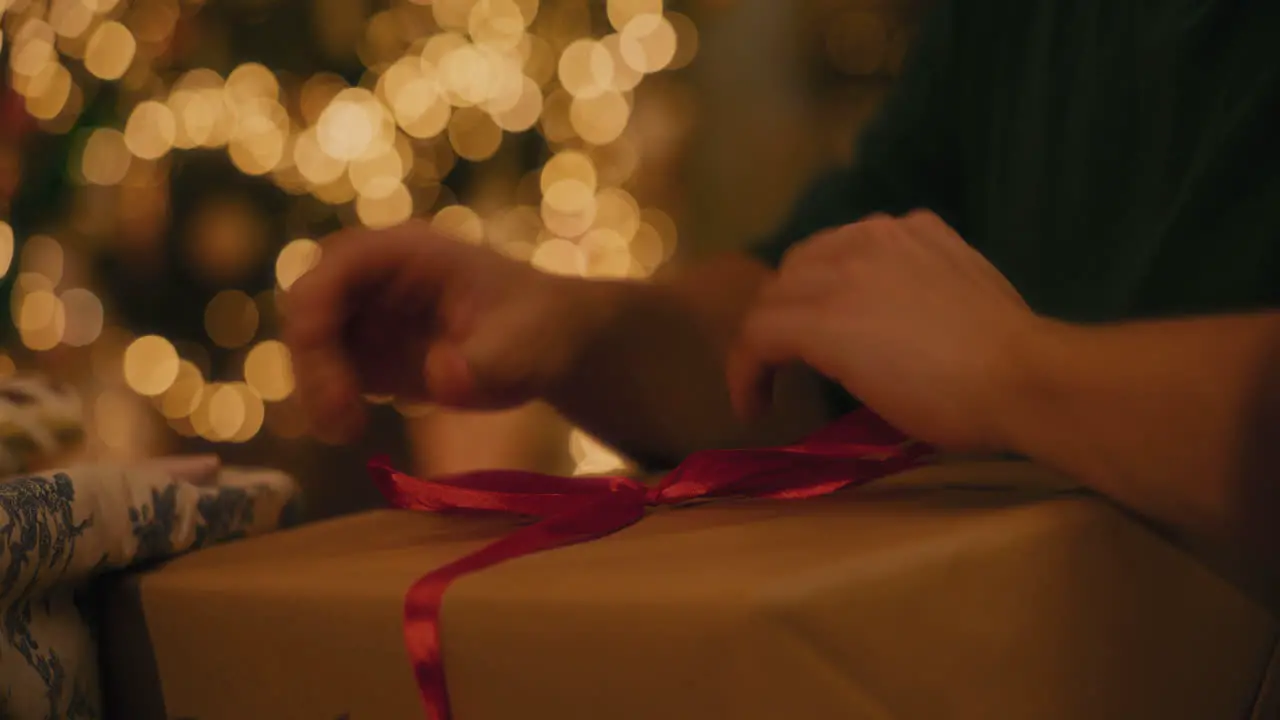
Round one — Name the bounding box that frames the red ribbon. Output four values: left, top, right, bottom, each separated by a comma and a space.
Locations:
368, 409, 930, 720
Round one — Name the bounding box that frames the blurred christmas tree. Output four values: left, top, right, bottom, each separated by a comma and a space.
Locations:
0, 0, 696, 460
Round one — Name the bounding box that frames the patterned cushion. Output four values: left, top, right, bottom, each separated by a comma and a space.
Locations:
0, 462, 299, 719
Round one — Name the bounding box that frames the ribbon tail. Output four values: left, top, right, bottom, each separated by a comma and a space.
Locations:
402, 489, 648, 720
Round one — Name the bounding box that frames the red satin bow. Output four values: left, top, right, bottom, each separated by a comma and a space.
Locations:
368, 409, 929, 720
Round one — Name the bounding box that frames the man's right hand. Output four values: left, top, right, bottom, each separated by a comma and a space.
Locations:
284, 221, 597, 444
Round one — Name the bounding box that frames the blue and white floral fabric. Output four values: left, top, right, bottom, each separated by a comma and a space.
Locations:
0, 375, 84, 477
0, 458, 299, 719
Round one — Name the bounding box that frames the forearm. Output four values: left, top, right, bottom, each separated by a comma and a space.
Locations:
1000, 313, 1280, 573
547, 255, 832, 468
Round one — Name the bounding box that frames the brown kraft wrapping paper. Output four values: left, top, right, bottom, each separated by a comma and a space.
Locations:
101, 462, 1280, 720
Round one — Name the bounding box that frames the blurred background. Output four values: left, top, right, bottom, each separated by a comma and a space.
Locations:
0, 0, 921, 519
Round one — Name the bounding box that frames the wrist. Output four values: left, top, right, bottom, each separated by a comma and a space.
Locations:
988, 314, 1075, 455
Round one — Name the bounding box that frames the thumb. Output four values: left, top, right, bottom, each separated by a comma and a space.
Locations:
423, 341, 478, 408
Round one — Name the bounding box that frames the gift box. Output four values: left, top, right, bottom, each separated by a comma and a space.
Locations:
100, 459, 1278, 720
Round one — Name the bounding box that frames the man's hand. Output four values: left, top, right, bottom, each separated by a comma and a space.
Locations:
284, 222, 597, 444
729, 210, 1040, 452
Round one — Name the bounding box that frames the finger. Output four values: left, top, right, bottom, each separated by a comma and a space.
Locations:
422, 341, 478, 408
729, 305, 828, 419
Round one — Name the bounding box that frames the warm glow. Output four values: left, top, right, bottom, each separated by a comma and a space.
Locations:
594, 187, 642, 240
539, 88, 576, 142
226, 63, 280, 104
570, 428, 628, 475
522, 35, 557, 87
169, 81, 233, 149
631, 221, 666, 271
469, 0, 527, 51
11, 22, 57, 81
530, 238, 585, 276
600, 34, 644, 92
492, 75, 542, 131
84, 21, 136, 80
293, 128, 346, 185
5, 0, 690, 445
244, 340, 295, 401
581, 227, 633, 278
431, 0, 475, 32
619, 13, 677, 73
0, 223, 13, 277
205, 383, 246, 441
24, 64, 71, 120
228, 127, 285, 176
541, 150, 597, 193
421, 32, 470, 67
317, 88, 390, 161
313, 175, 358, 205
51, 0, 94, 39
606, 0, 663, 33
431, 204, 485, 244
124, 101, 177, 160
80, 128, 132, 186
569, 90, 630, 145
275, 238, 323, 291
59, 288, 104, 347
558, 39, 614, 99
160, 360, 205, 419
356, 183, 414, 228
439, 44, 498, 107
230, 383, 266, 442
21, 234, 63, 284
94, 390, 142, 451
17, 289, 66, 351
299, 73, 348, 126
123, 335, 181, 396
349, 146, 406, 199
447, 107, 503, 161
667, 12, 699, 70
643, 207, 679, 260
204, 290, 260, 349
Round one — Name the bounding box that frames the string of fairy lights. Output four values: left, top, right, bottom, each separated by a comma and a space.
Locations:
0, 0, 697, 465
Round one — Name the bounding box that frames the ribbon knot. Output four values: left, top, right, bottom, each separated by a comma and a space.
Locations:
368, 408, 929, 720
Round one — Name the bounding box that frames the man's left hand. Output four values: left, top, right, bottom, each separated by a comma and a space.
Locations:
728, 210, 1043, 453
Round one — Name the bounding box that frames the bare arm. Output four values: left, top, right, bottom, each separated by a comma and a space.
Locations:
547, 255, 833, 469
1002, 313, 1280, 588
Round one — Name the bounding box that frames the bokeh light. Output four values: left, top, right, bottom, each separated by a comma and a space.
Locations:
0, 223, 14, 278
125, 101, 177, 160
244, 340, 295, 401
80, 129, 132, 186
124, 335, 180, 396
60, 288, 105, 347
84, 21, 136, 80
1, 0, 702, 448
431, 204, 485, 244
275, 238, 323, 291
160, 360, 205, 419
205, 290, 260, 349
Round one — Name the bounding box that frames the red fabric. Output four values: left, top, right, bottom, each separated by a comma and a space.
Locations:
368, 408, 930, 720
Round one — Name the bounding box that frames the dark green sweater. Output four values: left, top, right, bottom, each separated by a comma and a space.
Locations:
757, 0, 1280, 322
